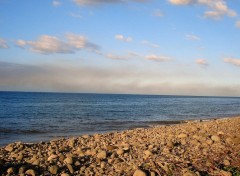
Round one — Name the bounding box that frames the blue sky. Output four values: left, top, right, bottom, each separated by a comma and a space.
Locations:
0, 0, 240, 96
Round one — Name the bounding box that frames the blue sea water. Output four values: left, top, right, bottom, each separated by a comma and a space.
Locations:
1, 92, 240, 146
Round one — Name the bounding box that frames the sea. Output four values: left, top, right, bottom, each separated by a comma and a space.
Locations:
1, 91, 240, 146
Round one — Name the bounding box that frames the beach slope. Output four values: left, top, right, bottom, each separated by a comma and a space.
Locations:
0, 117, 240, 175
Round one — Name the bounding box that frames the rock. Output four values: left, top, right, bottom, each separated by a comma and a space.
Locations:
82, 134, 89, 139
5, 145, 14, 152
206, 139, 213, 145
58, 153, 65, 162
49, 165, 58, 174
166, 141, 174, 148
48, 154, 58, 161
219, 170, 232, 176
178, 133, 187, 138
106, 145, 117, 151
117, 149, 124, 155
64, 156, 73, 164
7, 167, 15, 174
223, 159, 230, 166
17, 153, 24, 160
211, 135, 221, 142
133, 169, 147, 176
150, 171, 156, 176
100, 161, 106, 169
144, 150, 152, 157
61, 173, 70, 176
74, 161, 81, 166
232, 137, 240, 144
182, 168, 196, 176
32, 159, 40, 165
97, 151, 107, 159
217, 131, 224, 135
67, 164, 74, 174
25, 169, 36, 176
19, 166, 26, 174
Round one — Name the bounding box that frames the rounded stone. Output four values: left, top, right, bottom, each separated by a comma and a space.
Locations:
7, 167, 15, 174
117, 149, 124, 155
97, 151, 107, 159
223, 159, 230, 166
64, 156, 73, 164
178, 133, 187, 138
211, 135, 221, 142
25, 169, 36, 176
67, 164, 74, 174
144, 150, 152, 157
61, 173, 70, 176
49, 165, 58, 174
133, 169, 147, 176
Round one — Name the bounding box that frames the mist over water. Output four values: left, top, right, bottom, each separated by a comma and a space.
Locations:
1, 92, 240, 146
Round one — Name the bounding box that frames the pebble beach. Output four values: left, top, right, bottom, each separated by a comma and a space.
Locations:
0, 117, 240, 176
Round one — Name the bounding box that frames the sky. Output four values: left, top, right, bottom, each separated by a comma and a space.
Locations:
0, 0, 240, 96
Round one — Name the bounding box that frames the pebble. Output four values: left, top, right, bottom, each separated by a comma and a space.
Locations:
64, 156, 73, 164
97, 151, 107, 159
61, 173, 70, 176
117, 149, 124, 155
48, 154, 58, 161
133, 169, 147, 176
178, 133, 187, 138
49, 165, 58, 174
25, 169, 36, 176
19, 166, 25, 174
5, 145, 14, 152
211, 135, 221, 142
144, 150, 152, 157
66, 164, 74, 174
223, 159, 230, 166
7, 167, 14, 174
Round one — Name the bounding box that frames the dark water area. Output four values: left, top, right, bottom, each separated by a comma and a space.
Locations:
1, 91, 240, 146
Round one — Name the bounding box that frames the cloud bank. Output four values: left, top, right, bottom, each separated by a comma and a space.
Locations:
1, 61, 240, 96
16, 34, 100, 54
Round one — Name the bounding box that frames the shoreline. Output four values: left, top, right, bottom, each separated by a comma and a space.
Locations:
0, 116, 240, 175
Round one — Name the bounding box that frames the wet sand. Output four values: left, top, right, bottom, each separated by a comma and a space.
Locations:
0, 117, 240, 175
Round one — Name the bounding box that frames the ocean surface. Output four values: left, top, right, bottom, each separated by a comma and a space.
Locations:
1, 92, 240, 146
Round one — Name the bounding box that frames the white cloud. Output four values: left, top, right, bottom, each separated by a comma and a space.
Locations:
52, 0, 61, 6
73, 0, 149, 6
141, 40, 160, 48
145, 54, 172, 62
154, 9, 164, 17
185, 34, 200, 41
196, 59, 208, 66
106, 54, 129, 60
169, 0, 192, 5
69, 12, 82, 19
0, 39, 9, 49
128, 51, 141, 57
168, 0, 237, 19
115, 34, 133, 42
16, 34, 100, 54
224, 57, 240, 67
235, 20, 240, 28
